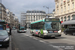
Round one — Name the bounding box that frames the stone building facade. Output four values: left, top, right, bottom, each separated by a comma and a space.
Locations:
55, 0, 75, 22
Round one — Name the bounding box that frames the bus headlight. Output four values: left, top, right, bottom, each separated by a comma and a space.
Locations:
43, 30, 48, 34
58, 30, 61, 34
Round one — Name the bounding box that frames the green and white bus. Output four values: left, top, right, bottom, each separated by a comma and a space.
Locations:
30, 17, 61, 38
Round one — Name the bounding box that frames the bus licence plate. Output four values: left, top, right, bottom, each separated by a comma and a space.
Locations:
49, 31, 53, 33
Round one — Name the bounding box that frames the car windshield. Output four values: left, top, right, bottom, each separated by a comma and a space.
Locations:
45, 22, 61, 30
0, 30, 8, 36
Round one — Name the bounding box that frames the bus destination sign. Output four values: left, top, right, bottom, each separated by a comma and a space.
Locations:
45, 18, 60, 22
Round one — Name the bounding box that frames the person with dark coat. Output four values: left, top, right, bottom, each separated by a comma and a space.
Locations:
9, 27, 12, 35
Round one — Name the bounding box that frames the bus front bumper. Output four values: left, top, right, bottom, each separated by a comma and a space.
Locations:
43, 33, 61, 37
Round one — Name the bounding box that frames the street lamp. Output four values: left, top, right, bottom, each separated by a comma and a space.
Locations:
43, 6, 49, 14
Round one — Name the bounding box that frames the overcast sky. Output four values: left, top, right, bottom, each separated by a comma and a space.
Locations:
2, 0, 55, 22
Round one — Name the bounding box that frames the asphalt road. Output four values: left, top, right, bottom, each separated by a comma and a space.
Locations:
12, 30, 58, 50
1, 29, 75, 50
12, 29, 75, 50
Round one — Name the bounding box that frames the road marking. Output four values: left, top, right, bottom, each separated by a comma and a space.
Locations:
39, 40, 46, 43
49, 45, 64, 50
20, 33, 64, 50
61, 39, 75, 43
39, 40, 64, 50
32, 37, 38, 40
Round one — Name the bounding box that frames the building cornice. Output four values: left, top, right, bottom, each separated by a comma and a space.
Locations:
55, 11, 75, 17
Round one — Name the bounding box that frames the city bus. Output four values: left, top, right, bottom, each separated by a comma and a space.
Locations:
17, 25, 27, 33
30, 17, 61, 38
0, 20, 6, 30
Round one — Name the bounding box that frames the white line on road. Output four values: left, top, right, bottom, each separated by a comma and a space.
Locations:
32, 37, 39, 40
49, 45, 64, 50
29, 36, 33, 38
61, 39, 75, 43
39, 40, 46, 44
21, 33, 64, 50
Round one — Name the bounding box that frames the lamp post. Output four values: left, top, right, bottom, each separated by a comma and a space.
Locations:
43, 6, 49, 18
43, 6, 49, 14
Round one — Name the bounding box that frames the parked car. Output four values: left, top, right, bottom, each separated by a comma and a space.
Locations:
0, 30, 10, 47
64, 27, 75, 35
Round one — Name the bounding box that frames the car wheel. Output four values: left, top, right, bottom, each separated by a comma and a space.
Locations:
65, 33, 67, 35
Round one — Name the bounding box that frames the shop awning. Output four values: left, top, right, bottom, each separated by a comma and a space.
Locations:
61, 20, 75, 25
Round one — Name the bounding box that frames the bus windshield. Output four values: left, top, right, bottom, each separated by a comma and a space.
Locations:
20, 27, 26, 30
20, 28, 25, 30
45, 22, 61, 30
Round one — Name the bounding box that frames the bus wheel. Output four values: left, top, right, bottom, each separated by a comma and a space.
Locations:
38, 33, 41, 37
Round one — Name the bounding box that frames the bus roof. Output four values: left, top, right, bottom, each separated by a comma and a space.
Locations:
31, 18, 60, 24
31, 19, 44, 24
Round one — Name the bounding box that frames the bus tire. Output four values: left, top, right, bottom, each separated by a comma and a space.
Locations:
43, 36, 46, 39
38, 33, 42, 37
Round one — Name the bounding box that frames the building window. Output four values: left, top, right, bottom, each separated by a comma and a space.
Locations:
64, 16, 66, 21
61, 17, 63, 21
72, 15, 75, 20
61, 7, 63, 13
34, 16, 35, 21
64, 6, 66, 11
72, 2, 74, 9
68, 16, 70, 20
68, 4, 70, 10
